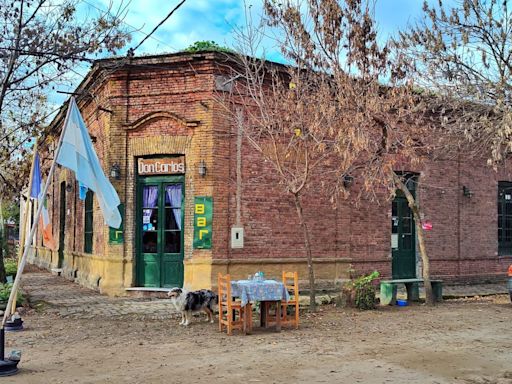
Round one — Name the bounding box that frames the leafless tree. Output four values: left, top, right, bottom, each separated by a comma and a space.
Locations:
0, 0, 130, 284
259, 0, 442, 304
219, 33, 346, 311
396, 0, 512, 165
0, 0, 131, 199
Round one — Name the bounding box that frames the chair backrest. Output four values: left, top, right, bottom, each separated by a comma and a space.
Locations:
282, 271, 299, 298
217, 273, 232, 304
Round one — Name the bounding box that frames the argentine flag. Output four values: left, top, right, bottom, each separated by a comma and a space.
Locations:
56, 97, 122, 228
30, 152, 56, 250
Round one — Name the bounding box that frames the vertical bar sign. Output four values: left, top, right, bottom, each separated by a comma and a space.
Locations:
193, 196, 213, 249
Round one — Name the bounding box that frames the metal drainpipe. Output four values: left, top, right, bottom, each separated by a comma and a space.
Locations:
122, 62, 132, 288
235, 109, 243, 227
231, 108, 244, 267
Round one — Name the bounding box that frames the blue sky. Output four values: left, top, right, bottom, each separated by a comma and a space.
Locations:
54, 0, 442, 106
86, 0, 437, 57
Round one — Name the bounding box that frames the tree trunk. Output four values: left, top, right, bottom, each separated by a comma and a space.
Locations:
392, 173, 434, 306
0, 196, 7, 284
293, 192, 316, 312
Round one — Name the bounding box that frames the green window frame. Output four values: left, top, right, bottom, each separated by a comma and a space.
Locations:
498, 182, 512, 255
84, 190, 94, 254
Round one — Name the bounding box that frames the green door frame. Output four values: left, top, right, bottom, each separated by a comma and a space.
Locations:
136, 175, 185, 287
391, 186, 417, 279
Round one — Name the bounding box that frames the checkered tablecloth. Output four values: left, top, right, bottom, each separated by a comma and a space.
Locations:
231, 280, 290, 307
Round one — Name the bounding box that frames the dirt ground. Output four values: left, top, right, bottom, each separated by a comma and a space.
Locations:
4, 294, 512, 384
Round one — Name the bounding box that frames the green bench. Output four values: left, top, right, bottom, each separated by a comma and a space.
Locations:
380, 278, 443, 306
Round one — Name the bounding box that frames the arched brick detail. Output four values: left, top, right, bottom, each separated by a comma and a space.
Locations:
124, 111, 198, 132
130, 136, 191, 156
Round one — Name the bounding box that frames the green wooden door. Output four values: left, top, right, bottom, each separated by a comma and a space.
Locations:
391, 194, 416, 279
137, 177, 184, 287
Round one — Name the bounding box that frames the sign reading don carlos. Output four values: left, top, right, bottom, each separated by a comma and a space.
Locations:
138, 156, 185, 176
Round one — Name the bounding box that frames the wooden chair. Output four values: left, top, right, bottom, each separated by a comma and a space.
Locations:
281, 271, 299, 329
217, 273, 252, 335
264, 271, 300, 329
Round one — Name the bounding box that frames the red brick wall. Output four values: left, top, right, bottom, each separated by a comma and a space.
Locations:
419, 158, 512, 280
214, 96, 512, 282
42, 80, 111, 259
40, 52, 512, 288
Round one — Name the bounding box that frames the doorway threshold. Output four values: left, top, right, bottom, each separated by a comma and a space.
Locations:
125, 287, 172, 292
125, 287, 172, 298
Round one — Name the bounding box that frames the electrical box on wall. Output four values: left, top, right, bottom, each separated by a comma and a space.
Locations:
231, 227, 244, 248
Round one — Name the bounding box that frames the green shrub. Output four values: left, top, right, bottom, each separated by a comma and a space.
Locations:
4, 259, 17, 277
0, 284, 24, 306
355, 284, 377, 310
0, 284, 11, 301
342, 271, 380, 310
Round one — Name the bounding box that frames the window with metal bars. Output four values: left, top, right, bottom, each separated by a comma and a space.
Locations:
498, 182, 512, 255
84, 190, 94, 254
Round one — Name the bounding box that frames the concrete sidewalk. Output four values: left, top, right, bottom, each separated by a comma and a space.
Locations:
16, 269, 510, 320
442, 282, 508, 297
19, 270, 178, 320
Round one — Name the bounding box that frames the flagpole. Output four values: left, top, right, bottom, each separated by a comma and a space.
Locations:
1, 99, 74, 329
9, 141, 38, 319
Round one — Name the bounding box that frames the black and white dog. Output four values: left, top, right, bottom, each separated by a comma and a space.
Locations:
167, 288, 218, 326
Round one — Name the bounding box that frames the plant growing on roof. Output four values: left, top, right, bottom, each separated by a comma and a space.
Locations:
184, 41, 233, 53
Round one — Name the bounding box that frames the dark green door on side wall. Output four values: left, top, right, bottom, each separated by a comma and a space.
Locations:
391, 194, 416, 279
136, 177, 184, 288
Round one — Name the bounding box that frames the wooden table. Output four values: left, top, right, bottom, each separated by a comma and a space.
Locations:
230, 279, 289, 334
259, 300, 281, 332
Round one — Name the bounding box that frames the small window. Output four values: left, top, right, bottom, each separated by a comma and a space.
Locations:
84, 190, 94, 254
498, 182, 512, 255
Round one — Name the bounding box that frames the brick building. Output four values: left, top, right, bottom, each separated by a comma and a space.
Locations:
28, 51, 512, 295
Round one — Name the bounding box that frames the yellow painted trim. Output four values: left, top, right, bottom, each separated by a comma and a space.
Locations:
184, 256, 213, 291
210, 258, 353, 287
212, 257, 353, 265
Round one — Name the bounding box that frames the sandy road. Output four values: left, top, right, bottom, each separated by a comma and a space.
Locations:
5, 294, 512, 384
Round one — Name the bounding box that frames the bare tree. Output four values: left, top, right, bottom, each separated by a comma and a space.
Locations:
0, 196, 7, 283
0, 0, 130, 197
396, 0, 512, 165
218, 0, 442, 307
0, 0, 130, 285
261, 0, 443, 304
219, 39, 345, 311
